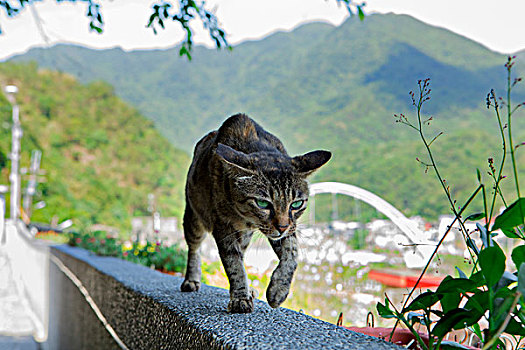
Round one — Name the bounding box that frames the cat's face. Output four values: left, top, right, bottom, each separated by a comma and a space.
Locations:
232, 171, 309, 240
216, 144, 331, 240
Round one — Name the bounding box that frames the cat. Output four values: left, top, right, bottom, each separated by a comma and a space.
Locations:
181, 113, 331, 313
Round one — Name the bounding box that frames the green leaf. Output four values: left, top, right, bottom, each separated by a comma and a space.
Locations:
376, 301, 396, 319
497, 271, 518, 290
403, 291, 441, 312
466, 237, 479, 255
505, 316, 525, 336
471, 323, 483, 339
463, 290, 488, 315
466, 212, 484, 221
493, 198, 525, 230
493, 294, 517, 330
89, 22, 103, 34
502, 227, 520, 238
179, 46, 192, 60
512, 245, 525, 270
470, 271, 485, 286
430, 309, 444, 318
441, 292, 462, 314
518, 263, 525, 297
432, 308, 476, 339
406, 311, 425, 325
479, 245, 506, 287
494, 286, 513, 299
455, 266, 467, 279
476, 168, 481, 182
476, 223, 492, 248
437, 277, 478, 294
147, 13, 157, 27
357, 5, 365, 21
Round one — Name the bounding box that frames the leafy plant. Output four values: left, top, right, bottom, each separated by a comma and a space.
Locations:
69, 230, 122, 257
68, 230, 187, 273
378, 57, 525, 349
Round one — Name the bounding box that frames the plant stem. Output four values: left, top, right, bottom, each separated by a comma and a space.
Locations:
414, 82, 478, 265
488, 100, 507, 225
487, 287, 495, 342
389, 81, 483, 343
507, 66, 521, 199
389, 185, 482, 342
481, 293, 521, 350
504, 59, 525, 238
385, 294, 429, 350
425, 309, 434, 349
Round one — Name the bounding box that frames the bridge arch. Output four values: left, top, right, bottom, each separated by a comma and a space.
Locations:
308, 182, 431, 264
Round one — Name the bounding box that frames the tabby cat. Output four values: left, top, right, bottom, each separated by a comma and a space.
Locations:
181, 114, 331, 313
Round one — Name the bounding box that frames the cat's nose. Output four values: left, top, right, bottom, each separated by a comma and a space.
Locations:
275, 224, 289, 233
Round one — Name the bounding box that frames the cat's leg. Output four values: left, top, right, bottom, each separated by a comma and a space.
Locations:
214, 229, 254, 313
266, 234, 298, 308
181, 206, 206, 292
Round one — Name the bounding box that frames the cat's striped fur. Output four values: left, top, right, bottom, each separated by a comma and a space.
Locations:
181, 114, 331, 313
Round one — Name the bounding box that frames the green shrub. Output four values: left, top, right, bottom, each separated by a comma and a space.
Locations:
68, 231, 186, 273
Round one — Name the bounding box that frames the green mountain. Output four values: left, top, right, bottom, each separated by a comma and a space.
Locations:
9, 13, 525, 220
0, 62, 189, 232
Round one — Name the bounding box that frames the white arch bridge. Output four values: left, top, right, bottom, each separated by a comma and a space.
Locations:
308, 182, 434, 267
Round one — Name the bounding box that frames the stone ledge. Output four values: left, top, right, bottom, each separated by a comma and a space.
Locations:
48, 245, 401, 349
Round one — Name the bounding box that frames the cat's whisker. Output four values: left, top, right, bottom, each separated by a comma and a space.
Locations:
215, 229, 244, 245
250, 232, 262, 262
294, 229, 310, 261
214, 230, 250, 259
253, 231, 271, 258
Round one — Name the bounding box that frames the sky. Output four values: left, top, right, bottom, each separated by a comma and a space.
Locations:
0, 0, 524, 61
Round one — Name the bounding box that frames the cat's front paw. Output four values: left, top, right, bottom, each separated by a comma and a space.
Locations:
266, 282, 290, 308
181, 279, 200, 292
227, 296, 254, 313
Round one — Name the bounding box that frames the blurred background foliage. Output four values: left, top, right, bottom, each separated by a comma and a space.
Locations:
0, 62, 189, 234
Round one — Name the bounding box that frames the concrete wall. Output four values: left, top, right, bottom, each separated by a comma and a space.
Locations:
47, 245, 402, 349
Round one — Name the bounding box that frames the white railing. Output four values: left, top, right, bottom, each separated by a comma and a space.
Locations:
3, 220, 49, 342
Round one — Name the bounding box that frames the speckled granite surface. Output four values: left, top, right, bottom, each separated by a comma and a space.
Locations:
48, 245, 402, 349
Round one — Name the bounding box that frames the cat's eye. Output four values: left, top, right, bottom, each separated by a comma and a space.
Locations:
290, 200, 304, 210
256, 199, 271, 209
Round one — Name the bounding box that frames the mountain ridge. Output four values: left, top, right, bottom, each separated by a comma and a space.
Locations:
9, 13, 525, 220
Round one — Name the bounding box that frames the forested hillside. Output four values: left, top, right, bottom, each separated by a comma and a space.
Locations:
0, 62, 189, 231
11, 13, 525, 220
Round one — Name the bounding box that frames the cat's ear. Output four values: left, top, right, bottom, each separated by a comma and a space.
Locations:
292, 150, 331, 176
215, 143, 256, 174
